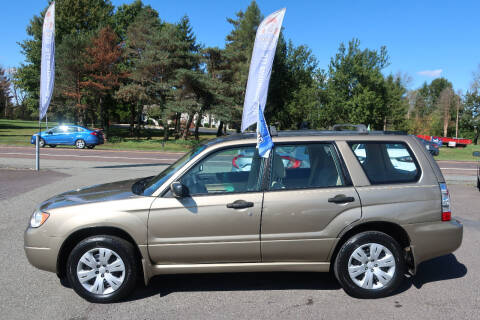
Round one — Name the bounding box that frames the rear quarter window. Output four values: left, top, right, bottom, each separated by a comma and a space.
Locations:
349, 141, 420, 184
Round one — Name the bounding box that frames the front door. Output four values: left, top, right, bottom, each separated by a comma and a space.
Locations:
261, 143, 361, 262
148, 145, 265, 264
49, 126, 68, 144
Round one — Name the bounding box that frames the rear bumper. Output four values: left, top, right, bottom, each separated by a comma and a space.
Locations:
404, 219, 463, 267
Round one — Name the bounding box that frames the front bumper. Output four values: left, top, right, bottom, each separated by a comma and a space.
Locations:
24, 226, 62, 273
404, 219, 463, 267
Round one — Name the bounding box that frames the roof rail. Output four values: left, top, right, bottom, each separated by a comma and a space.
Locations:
332, 124, 368, 133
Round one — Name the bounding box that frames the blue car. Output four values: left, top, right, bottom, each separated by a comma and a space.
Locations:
30, 125, 104, 149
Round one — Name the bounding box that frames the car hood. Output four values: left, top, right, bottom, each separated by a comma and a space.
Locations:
39, 178, 140, 211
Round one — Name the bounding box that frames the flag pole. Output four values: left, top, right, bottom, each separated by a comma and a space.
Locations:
36, 117, 40, 171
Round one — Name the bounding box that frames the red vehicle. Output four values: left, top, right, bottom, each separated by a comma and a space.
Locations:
417, 135, 472, 148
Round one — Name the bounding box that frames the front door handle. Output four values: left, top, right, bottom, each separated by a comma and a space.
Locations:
328, 194, 355, 204
226, 200, 254, 209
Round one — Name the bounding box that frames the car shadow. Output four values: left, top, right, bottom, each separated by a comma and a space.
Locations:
410, 254, 467, 289
122, 254, 466, 302
126, 272, 341, 301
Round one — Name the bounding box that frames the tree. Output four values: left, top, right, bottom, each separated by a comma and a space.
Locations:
322, 39, 392, 129
275, 41, 326, 129
461, 68, 480, 142
438, 87, 454, 137
113, 0, 146, 40
17, 0, 115, 117
55, 32, 91, 123
0, 67, 12, 118
202, 47, 236, 136
115, 8, 162, 136
224, 0, 263, 130
82, 26, 125, 130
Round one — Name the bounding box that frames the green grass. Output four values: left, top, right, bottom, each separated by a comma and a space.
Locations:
434, 144, 480, 161
0, 119, 213, 152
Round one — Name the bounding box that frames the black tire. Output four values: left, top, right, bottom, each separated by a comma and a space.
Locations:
66, 236, 138, 303
477, 177, 480, 191
39, 138, 45, 148
334, 231, 405, 299
87, 145, 95, 149
75, 139, 86, 149
48, 144, 57, 148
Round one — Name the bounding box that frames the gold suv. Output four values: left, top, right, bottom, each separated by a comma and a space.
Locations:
25, 129, 463, 302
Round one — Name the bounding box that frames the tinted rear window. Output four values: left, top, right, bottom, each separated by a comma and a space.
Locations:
349, 142, 420, 184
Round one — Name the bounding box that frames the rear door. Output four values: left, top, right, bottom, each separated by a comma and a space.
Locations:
260, 143, 362, 262
348, 140, 441, 224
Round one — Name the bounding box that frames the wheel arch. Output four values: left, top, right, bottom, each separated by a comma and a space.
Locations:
329, 221, 413, 273
56, 226, 144, 280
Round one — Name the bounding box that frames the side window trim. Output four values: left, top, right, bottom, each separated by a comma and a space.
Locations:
347, 141, 422, 185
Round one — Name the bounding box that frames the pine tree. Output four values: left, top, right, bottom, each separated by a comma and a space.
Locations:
82, 26, 125, 130
55, 32, 91, 124
17, 0, 115, 117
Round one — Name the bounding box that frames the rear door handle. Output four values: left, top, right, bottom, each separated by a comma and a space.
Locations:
328, 194, 355, 204
226, 200, 254, 209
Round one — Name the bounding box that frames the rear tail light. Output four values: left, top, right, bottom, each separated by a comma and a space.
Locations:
440, 183, 451, 221
90, 131, 98, 136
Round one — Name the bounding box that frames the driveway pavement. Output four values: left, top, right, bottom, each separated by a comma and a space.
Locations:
0, 156, 479, 319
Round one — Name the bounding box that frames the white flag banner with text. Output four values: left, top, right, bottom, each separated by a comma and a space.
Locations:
241, 8, 286, 132
39, 1, 55, 121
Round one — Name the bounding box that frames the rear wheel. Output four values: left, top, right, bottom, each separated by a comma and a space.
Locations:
75, 139, 86, 149
66, 236, 138, 303
334, 231, 405, 299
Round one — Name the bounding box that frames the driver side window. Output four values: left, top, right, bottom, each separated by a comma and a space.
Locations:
180, 146, 263, 195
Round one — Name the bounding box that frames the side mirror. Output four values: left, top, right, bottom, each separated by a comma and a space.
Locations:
473, 151, 480, 157
48, 130, 53, 134
170, 181, 188, 198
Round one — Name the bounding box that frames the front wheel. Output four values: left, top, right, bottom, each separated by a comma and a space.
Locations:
334, 231, 405, 299
38, 138, 45, 148
66, 236, 139, 303
75, 139, 86, 149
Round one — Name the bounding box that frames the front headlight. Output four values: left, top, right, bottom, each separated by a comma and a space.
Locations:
30, 210, 50, 228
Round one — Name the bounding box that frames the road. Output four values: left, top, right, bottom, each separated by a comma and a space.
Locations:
0, 145, 182, 164
0, 147, 479, 320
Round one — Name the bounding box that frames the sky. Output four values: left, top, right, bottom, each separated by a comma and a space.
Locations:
1, 0, 479, 92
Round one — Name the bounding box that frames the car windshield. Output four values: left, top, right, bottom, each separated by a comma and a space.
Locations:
140, 144, 207, 196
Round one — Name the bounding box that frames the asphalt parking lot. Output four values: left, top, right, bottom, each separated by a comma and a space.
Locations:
0, 155, 479, 320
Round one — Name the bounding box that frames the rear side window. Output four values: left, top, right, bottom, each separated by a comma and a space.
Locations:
269, 143, 347, 190
349, 142, 420, 184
